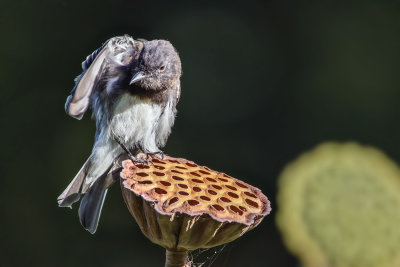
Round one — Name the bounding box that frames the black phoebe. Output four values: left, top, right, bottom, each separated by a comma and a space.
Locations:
57, 35, 182, 234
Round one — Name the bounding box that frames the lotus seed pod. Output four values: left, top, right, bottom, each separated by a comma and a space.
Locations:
276, 142, 400, 267
120, 154, 271, 267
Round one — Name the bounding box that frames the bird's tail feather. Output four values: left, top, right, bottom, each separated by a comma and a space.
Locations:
78, 173, 108, 234
57, 157, 92, 208
76, 154, 127, 234
58, 153, 128, 234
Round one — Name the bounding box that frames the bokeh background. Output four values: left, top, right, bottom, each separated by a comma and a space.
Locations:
1, 0, 400, 266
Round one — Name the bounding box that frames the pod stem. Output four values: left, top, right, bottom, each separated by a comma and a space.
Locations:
165, 250, 189, 267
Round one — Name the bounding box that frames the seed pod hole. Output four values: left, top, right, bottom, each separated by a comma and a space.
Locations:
171, 170, 183, 174
199, 170, 211, 175
225, 185, 237, 191
172, 176, 184, 181
228, 192, 239, 198
190, 172, 201, 177
210, 204, 225, 212
153, 171, 165, 176
177, 184, 188, 189
168, 159, 179, 163
138, 180, 152, 184
218, 178, 228, 182
192, 179, 204, 183
245, 198, 259, 208
187, 200, 200, 206
176, 166, 187, 170
236, 182, 248, 189
152, 159, 166, 164
206, 177, 217, 183
186, 162, 197, 167
168, 197, 179, 205
154, 188, 167, 194
220, 197, 231, 203
136, 172, 149, 177
137, 165, 150, 169
229, 205, 244, 216
193, 187, 202, 192
212, 185, 222, 190
154, 165, 165, 170
207, 190, 217, 195
239, 206, 247, 212
159, 181, 171, 186
178, 191, 189, 196
200, 196, 211, 201
244, 192, 257, 198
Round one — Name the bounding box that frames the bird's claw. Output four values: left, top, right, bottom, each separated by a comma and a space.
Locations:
128, 151, 165, 167
128, 155, 152, 165
146, 151, 165, 160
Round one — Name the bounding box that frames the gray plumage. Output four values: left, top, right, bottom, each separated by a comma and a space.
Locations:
58, 35, 182, 234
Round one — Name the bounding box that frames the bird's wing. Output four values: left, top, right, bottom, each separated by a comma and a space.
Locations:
65, 42, 110, 120
65, 35, 137, 120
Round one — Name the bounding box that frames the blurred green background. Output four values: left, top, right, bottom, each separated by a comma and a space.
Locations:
1, 0, 400, 266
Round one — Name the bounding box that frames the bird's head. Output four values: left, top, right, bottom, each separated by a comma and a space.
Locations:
129, 40, 181, 91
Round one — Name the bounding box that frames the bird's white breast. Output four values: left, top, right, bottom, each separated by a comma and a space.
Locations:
87, 93, 175, 185
109, 93, 175, 152
109, 94, 162, 153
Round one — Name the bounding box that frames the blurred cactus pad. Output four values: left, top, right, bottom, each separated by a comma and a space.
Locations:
276, 142, 400, 267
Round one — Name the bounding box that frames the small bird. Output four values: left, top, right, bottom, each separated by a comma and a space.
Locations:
57, 35, 182, 234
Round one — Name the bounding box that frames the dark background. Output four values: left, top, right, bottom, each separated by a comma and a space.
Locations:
1, 0, 400, 266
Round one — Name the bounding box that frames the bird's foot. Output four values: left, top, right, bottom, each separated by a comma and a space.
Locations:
145, 151, 165, 160
128, 155, 152, 165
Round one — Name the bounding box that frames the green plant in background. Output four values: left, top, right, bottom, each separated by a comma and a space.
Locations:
276, 142, 400, 267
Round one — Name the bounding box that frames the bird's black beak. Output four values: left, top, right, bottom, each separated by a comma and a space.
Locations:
129, 71, 146, 85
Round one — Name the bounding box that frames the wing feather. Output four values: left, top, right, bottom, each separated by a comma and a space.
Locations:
65, 41, 110, 120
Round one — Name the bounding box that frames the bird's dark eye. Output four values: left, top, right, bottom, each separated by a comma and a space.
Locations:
159, 65, 166, 71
